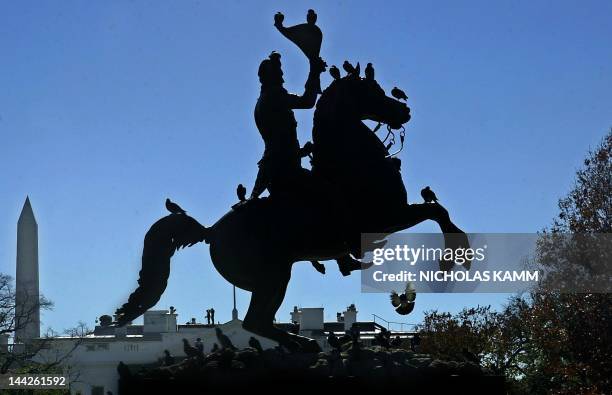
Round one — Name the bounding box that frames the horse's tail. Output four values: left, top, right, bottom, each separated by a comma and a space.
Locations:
114, 214, 211, 326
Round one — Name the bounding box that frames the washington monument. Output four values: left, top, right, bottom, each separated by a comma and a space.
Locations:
15, 196, 40, 342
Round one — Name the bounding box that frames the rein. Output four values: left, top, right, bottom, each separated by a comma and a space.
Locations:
374, 122, 406, 158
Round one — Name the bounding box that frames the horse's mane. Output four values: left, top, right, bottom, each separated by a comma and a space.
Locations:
315, 78, 356, 124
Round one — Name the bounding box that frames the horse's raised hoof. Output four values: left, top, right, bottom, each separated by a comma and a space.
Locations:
311, 260, 326, 274
442, 232, 472, 270
337, 255, 372, 276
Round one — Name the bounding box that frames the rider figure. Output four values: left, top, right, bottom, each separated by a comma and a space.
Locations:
250, 51, 322, 198
249, 51, 366, 276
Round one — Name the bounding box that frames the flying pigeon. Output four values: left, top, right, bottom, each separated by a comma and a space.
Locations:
390, 282, 416, 315
248, 336, 263, 353
215, 327, 236, 350
342, 60, 357, 76
182, 338, 202, 358
420, 186, 438, 203
391, 87, 408, 101
329, 65, 341, 80
365, 63, 375, 80
327, 331, 342, 351
165, 198, 186, 214
237, 184, 247, 201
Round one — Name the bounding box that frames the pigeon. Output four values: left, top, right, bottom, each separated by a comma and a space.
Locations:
390, 335, 402, 348
391, 87, 408, 101
165, 198, 186, 214
327, 331, 342, 351
248, 336, 263, 353
162, 349, 175, 366
420, 186, 438, 203
365, 63, 375, 80
215, 327, 236, 350
274, 12, 284, 27
306, 9, 317, 24
390, 282, 416, 315
237, 184, 247, 201
342, 61, 357, 76
374, 328, 391, 349
117, 361, 131, 378
182, 338, 201, 358
329, 65, 341, 80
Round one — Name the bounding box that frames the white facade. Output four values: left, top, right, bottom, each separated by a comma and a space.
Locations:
33, 305, 398, 395
35, 312, 277, 395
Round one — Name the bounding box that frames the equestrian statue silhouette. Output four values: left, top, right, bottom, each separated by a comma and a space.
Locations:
113, 10, 469, 352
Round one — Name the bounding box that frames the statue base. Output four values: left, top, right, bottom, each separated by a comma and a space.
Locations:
118, 346, 504, 393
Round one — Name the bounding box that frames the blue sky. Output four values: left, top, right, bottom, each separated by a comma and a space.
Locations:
1, 1, 610, 333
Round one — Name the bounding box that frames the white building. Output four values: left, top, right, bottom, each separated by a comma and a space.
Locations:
37, 303, 417, 395
33, 304, 412, 395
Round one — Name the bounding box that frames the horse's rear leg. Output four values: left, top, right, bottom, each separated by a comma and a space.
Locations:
242, 270, 320, 352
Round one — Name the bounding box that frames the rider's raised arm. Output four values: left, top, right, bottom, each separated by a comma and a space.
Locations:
287, 58, 325, 109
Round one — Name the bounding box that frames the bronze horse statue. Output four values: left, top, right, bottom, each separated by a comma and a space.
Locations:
113, 64, 468, 352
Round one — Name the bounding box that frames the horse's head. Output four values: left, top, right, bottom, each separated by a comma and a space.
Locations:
317, 62, 411, 130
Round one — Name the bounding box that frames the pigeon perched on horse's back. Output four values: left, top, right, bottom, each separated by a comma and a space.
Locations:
391, 86, 408, 101
343, 60, 358, 76
329, 65, 341, 80
365, 62, 375, 80
165, 198, 186, 214
236, 184, 247, 202
420, 186, 439, 203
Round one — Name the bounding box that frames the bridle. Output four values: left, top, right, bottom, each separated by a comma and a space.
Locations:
373, 122, 406, 158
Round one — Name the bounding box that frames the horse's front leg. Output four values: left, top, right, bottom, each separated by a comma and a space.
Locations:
385, 203, 471, 269
383, 202, 458, 233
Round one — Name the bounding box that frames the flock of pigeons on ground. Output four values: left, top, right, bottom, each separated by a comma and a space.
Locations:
160, 327, 263, 366
161, 323, 411, 367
